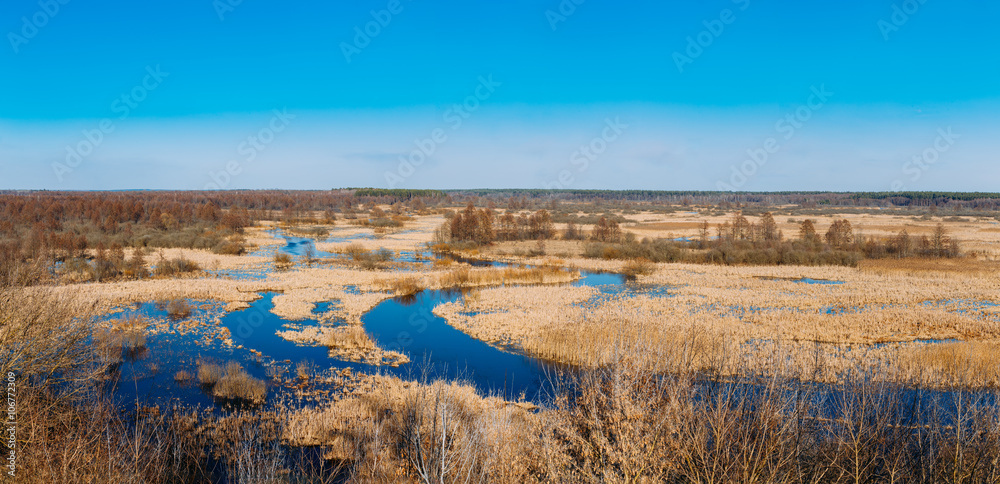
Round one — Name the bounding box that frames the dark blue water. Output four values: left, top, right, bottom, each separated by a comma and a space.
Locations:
358, 267, 676, 399
102, 300, 245, 409
100, 231, 678, 408
226, 293, 342, 364
101, 229, 1000, 421
104, 248, 680, 407
363, 289, 548, 399
106, 293, 374, 409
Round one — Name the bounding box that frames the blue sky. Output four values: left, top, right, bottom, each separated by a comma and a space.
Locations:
1, 0, 998, 190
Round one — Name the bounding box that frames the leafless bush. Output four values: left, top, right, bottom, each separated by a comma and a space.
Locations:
197, 362, 224, 386
273, 252, 293, 270
621, 257, 655, 278
153, 254, 200, 277
224, 417, 286, 483
212, 236, 247, 255
296, 359, 316, 380
0, 289, 100, 389
391, 276, 423, 296
213, 362, 267, 404
165, 298, 192, 320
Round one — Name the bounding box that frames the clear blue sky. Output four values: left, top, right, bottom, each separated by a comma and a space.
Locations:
1, 0, 998, 190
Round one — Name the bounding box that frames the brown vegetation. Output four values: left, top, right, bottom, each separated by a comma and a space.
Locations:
5, 191, 1000, 482
437, 265, 579, 288
620, 257, 654, 278
584, 212, 962, 267
212, 362, 267, 404
153, 253, 201, 277
165, 298, 193, 319
197, 362, 224, 386
273, 251, 294, 269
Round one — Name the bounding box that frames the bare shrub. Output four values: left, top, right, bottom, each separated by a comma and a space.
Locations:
197, 362, 224, 386
302, 243, 317, 266
213, 362, 267, 404
273, 252, 293, 270
296, 359, 316, 380
343, 243, 368, 260
154, 254, 200, 276
0, 289, 99, 388
212, 236, 246, 255
221, 416, 287, 483
166, 299, 192, 320
265, 365, 285, 381
621, 257, 655, 278
391, 276, 423, 296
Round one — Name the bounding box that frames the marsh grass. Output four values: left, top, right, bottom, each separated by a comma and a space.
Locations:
213, 362, 267, 404
895, 341, 1000, 388
153, 254, 200, 276
322, 326, 376, 352
284, 225, 331, 238
341, 243, 394, 270
296, 359, 316, 380
10, 208, 1000, 482
438, 265, 578, 288
620, 257, 655, 278
860, 257, 1000, 276
273, 252, 294, 270
9, 282, 1000, 482
165, 298, 193, 320
197, 362, 224, 385
278, 346, 1000, 483
389, 276, 423, 296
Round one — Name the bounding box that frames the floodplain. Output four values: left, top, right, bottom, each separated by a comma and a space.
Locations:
4, 190, 1000, 482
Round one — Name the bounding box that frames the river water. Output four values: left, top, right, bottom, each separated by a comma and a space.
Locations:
107, 231, 675, 408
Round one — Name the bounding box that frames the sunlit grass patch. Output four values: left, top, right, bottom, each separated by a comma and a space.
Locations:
201, 361, 268, 404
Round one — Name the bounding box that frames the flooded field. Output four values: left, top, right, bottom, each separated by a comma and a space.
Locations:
100, 227, 685, 408
89, 211, 1000, 418
7, 195, 1000, 482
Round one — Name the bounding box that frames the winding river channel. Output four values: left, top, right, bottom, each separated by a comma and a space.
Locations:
106, 231, 673, 408
105, 230, 994, 425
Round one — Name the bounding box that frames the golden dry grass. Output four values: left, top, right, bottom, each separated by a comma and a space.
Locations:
276, 324, 410, 366
197, 362, 224, 385
892, 340, 1000, 387
199, 361, 268, 403
436, 265, 579, 288
859, 257, 1000, 275
283, 373, 540, 480
433, 256, 1000, 388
